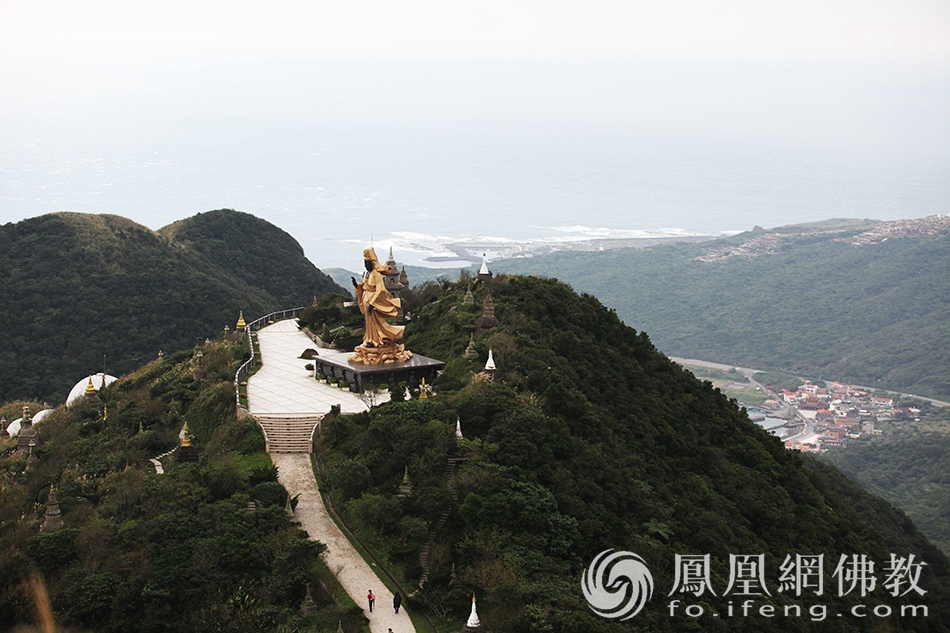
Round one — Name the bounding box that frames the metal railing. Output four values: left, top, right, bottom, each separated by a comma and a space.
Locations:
234, 307, 305, 410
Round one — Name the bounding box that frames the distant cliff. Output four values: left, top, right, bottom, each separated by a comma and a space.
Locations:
0, 210, 345, 403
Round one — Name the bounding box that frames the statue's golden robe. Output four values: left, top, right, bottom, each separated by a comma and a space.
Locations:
355, 266, 404, 346
350, 248, 412, 364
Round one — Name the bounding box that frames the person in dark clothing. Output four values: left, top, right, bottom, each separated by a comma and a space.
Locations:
393, 592, 402, 614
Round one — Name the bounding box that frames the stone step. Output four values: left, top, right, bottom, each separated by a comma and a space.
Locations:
255, 416, 323, 454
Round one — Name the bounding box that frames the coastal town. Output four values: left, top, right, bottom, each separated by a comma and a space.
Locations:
696, 214, 950, 262
675, 358, 936, 455
750, 380, 924, 453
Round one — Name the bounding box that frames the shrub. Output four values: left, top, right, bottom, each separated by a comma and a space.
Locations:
250, 480, 289, 507
345, 493, 401, 535
325, 458, 371, 502
249, 463, 279, 487
54, 570, 122, 630
390, 381, 408, 403
239, 424, 266, 454
203, 455, 247, 500
24, 528, 79, 573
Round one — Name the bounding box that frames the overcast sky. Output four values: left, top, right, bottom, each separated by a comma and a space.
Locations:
3, 0, 947, 125
2, 0, 949, 64
2, 0, 948, 254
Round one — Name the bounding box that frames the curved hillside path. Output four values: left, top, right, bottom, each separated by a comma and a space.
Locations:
248, 321, 413, 633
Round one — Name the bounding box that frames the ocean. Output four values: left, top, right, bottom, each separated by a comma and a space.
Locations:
2, 60, 948, 269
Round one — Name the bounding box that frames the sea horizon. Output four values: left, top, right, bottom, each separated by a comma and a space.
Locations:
2, 60, 948, 270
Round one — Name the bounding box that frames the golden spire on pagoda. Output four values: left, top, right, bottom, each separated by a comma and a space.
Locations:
419, 377, 428, 400
312, 295, 319, 307
85, 376, 96, 395
236, 311, 247, 330
181, 422, 192, 447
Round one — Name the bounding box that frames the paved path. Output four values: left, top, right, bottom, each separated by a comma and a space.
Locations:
275, 454, 414, 633
248, 320, 413, 633
249, 320, 372, 415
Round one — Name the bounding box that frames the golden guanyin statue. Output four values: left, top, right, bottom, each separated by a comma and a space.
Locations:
350, 247, 413, 364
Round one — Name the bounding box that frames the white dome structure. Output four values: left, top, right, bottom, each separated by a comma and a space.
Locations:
66, 373, 118, 406
6, 409, 53, 437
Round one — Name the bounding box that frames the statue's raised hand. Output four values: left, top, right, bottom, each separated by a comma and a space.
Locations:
351, 276, 358, 287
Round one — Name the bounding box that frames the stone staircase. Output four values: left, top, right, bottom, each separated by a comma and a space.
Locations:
255, 415, 323, 453
418, 455, 466, 587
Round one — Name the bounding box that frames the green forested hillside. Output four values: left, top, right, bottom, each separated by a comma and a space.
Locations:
0, 339, 364, 632
159, 209, 340, 308
492, 218, 950, 401
0, 210, 345, 403
317, 275, 950, 632
819, 410, 950, 556
4, 272, 949, 631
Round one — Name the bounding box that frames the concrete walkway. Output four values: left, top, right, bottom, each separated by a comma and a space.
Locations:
248, 320, 371, 415
274, 454, 415, 633
247, 320, 414, 633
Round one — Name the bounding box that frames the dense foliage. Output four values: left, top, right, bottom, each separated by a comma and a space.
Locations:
320, 275, 950, 632
0, 210, 345, 403
0, 339, 361, 632
296, 293, 365, 351
819, 409, 950, 556
493, 222, 950, 401
159, 209, 341, 309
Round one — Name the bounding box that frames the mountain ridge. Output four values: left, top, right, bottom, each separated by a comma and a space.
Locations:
316, 273, 950, 631
0, 209, 345, 403
2, 268, 948, 630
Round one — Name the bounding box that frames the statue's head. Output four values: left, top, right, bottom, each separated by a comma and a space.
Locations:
362, 247, 393, 274
364, 247, 387, 272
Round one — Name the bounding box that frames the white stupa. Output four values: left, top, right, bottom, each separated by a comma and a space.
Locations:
66, 373, 118, 406
464, 595, 481, 631
481, 348, 499, 382
484, 349, 496, 371
476, 254, 492, 282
